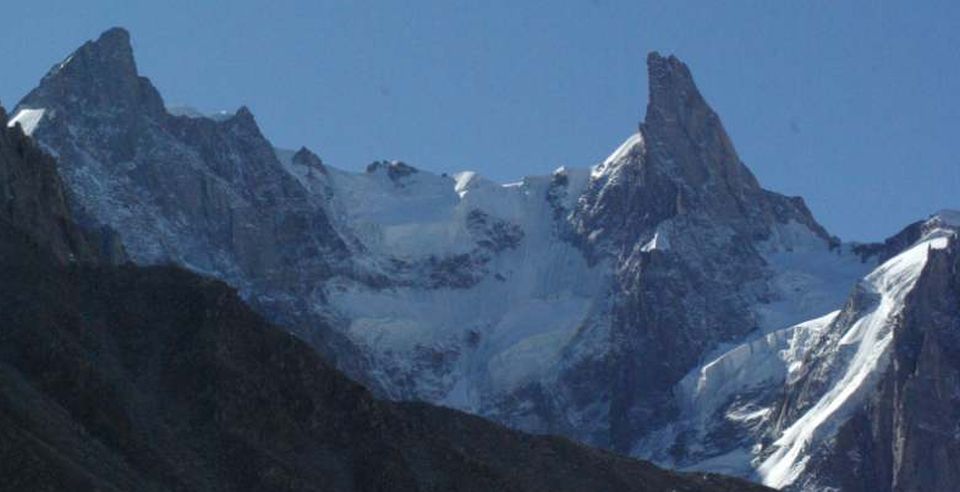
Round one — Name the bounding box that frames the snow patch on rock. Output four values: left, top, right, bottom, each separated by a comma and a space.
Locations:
592, 132, 643, 179
7, 108, 46, 136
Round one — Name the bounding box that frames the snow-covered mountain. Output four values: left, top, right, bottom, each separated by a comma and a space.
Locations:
9, 27, 959, 491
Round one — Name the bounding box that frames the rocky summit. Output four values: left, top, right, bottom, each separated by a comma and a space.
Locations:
5, 26, 960, 491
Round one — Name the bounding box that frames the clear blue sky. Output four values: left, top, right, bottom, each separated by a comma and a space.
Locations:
3, 1, 958, 241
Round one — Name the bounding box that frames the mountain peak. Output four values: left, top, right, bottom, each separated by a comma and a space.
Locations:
579, 52, 831, 249
292, 146, 326, 174
93, 26, 133, 55
221, 105, 269, 138
229, 105, 257, 127
17, 27, 164, 117
643, 52, 711, 131
234, 105, 254, 119
58, 26, 137, 85
637, 52, 757, 192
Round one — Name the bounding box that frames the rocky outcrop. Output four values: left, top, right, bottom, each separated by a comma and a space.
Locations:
292, 146, 327, 176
